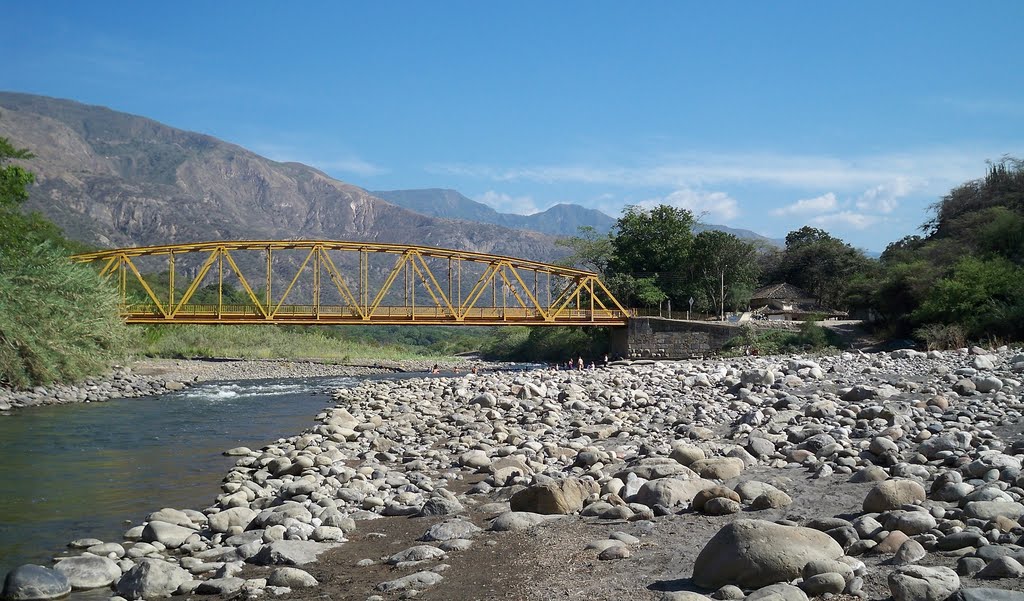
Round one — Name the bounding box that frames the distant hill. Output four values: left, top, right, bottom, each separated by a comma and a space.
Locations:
692, 223, 783, 248
372, 188, 616, 237
374, 188, 782, 246
0, 92, 561, 263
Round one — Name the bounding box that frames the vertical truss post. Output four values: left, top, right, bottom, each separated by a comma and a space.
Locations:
217, 249, 224, 319
359, 249, 367, 317
590, 279, 595, 321
119, 256, 127, 308
169, 251, 175, 309
266, 248, 273, 315
313, 246, 321, 318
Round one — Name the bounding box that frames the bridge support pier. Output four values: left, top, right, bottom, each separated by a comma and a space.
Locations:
615, 317, 740, 359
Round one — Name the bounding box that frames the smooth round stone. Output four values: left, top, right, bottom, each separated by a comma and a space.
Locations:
802, 572, 845, 595
892, 539, 927, 565
954, 556, 987, 577
609, 531, 640, 545
586, 539, 625, 553
53, 555, 121, 589
598, 545, 630, 560
1, 565, 72, 601
977, 556, 1024, 579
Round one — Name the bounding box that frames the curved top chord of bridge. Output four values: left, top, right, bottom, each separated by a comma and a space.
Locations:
71, 240, 631, 326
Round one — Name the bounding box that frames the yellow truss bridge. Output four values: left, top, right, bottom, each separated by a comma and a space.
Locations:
71, 240, 630, 326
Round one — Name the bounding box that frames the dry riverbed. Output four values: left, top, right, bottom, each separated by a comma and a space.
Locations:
5, 348, 1024, 601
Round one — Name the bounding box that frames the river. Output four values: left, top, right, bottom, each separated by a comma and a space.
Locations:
0, 374, 382, 580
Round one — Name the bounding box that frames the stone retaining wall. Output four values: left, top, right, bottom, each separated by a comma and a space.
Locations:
612, 317, 740, 358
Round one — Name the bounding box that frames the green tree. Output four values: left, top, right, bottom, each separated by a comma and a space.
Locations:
610, 204, 696, 302
913, 256, 1024, 340
768, 227, 872, 309
556, 225, 614, 275
0, 136, 35, 209
690, 230, 758, 318
605, 274, 667, 308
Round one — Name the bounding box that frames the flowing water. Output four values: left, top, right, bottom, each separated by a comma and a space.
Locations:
0, 375, 372, 578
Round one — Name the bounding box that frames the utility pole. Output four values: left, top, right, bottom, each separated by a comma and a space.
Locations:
720, 270, 725, 321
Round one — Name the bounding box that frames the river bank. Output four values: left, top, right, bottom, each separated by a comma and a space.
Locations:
5, 347, 1024, 601
0, 357, 477, 413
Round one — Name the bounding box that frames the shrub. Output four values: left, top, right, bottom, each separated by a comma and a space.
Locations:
914, 323, 967, 351
0, 242, 132, 387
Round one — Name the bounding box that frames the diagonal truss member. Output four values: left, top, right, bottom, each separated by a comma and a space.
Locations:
72, 240, 631, 326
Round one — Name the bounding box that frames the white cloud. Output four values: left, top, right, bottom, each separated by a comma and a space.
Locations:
640, 188, 740, 221
427, 147, 989, 194
476, 190, 541, 215
772, 192, 838, 216
252, 142, 388, 177
855, 178, 914, 214
810, 211, 880, 230
311, 157, 388, 177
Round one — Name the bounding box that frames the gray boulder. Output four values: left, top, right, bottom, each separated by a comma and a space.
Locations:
53, 555, 121, 589
863, 479, 926, 512
387, 545, 446, 565
421, 519, 482, 542
266, 567, 318, 588
141, 521, 194, 549
888, 565, 960, 601
251, 540, 341, 566
194, 577, 245, 595
490, 511, 557, 531
692, 519, 844, 589
1, 565, 72, 601
208, 507, 257, 533
376, 570, 443, 592
116, 558, 191, 600
633, 477, 715, 507
509, 477, 598, 514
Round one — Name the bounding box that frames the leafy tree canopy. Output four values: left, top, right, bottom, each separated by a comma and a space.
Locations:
0, 136, 35, 209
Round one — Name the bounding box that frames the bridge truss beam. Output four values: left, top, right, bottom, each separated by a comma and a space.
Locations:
71, 240, 631, 326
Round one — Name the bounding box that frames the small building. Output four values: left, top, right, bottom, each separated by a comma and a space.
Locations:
749, 283, 848, 321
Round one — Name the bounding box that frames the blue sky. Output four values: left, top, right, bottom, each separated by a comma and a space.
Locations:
3, 2, 1022, 251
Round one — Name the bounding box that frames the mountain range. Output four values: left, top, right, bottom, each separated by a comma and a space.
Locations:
0, 91, 780, 266
374, 188, 783, 246
0, 92, 557, 262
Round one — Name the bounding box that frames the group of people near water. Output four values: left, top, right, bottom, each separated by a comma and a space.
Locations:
430, 364, 479, 375
553, 354, 609, 371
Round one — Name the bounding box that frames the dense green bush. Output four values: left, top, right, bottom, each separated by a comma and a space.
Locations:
481, 326, 610, 363
723, 321, 841, 356
0, 242, 132, 387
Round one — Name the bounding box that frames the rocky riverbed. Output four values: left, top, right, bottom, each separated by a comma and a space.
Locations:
5, 347, 1024, 601
0, 357, 476, 413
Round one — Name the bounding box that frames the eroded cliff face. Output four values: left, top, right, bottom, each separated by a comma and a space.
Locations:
0, 92, 561, 263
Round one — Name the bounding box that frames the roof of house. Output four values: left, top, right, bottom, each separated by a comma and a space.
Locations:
751, 282, 813, 300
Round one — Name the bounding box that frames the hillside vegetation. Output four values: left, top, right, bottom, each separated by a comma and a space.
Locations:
849, 158, 1024, 347
0, 135, 131, 388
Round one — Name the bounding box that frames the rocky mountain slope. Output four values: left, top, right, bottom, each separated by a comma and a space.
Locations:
0, 92, 559, 262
